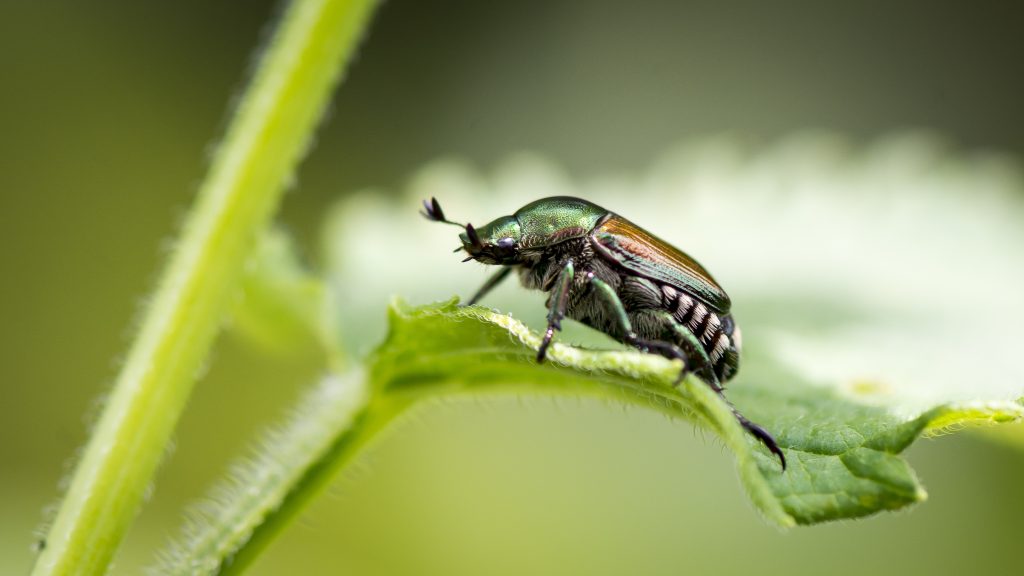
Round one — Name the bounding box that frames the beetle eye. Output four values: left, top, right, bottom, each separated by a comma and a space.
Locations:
497, 237, 515, 249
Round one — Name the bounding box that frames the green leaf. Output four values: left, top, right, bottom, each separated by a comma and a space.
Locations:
373, 298, 788, 526
376, 299, 1021, 526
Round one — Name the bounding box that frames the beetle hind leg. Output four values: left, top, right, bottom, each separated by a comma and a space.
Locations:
634, 336, 786, 467
585, 289, 786, 469
641, 309, 786, 470
734, 411, 787, 471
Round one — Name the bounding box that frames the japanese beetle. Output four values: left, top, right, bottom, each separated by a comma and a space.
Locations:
422, 196, 785, 469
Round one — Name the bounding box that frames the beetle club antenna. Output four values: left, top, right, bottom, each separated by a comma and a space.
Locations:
420, 197, 466, 228
422, 197, 484, 260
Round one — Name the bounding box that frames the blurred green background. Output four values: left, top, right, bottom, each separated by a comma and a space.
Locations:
3, 1, 1023, 574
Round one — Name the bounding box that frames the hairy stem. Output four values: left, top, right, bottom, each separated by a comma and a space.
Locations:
154, 371, 380, 575
219, 399, 407, 575
32, 1, 378, 574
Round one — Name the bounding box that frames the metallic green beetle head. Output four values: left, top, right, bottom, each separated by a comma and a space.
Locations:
457, 215, 521, 264
421, 196, 609, 265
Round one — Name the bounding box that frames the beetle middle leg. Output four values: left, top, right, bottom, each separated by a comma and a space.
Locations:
590, 279, 719, 389
536, 259, 574, 363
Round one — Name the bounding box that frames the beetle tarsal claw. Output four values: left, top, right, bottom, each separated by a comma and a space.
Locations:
536, 327, 556, 363
672, 368, 686, 386
736, 414, 787, 471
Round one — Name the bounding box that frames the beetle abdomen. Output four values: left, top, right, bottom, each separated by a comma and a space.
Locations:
662, 285, 741, 383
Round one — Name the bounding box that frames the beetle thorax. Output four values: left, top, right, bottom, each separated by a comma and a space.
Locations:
516, 237, 594, 291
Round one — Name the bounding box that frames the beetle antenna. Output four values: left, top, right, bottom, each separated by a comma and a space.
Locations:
420, 197, 466, 228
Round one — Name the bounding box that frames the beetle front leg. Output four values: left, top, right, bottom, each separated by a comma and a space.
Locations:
537, 259, 574, 363
465, 266, 513, 306
587, 277, 695, 383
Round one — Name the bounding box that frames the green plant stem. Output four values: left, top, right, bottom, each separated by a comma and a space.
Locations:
32, 1, 378, 574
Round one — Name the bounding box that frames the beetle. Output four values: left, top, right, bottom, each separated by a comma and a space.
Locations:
422, 195, 785, 469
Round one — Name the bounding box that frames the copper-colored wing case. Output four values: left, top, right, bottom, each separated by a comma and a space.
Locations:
590, 215, 731, 313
